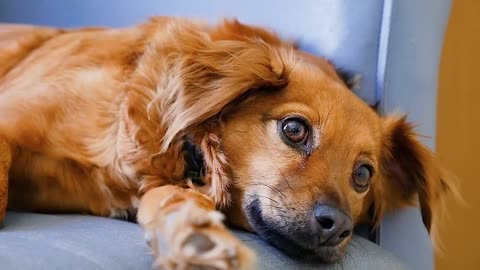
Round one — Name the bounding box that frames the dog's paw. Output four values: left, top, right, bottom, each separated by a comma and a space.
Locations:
162, 229, 247, 270
149, 201, 255, 270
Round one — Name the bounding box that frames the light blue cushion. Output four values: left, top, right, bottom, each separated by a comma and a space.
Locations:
0, 212, 407, 270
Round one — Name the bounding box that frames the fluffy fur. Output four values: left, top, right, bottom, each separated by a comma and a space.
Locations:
0, 17, 453, 268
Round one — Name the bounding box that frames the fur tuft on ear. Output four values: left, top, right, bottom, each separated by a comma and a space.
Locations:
155, 22, 290, 153
209, 19, 285, 45
334, 68, 362, 91
187, 132, 232, 208
372, 116, 458, 248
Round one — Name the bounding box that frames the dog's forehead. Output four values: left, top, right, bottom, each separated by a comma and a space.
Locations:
282, 62, 381, 144
286, 62, 374, 115
293, 51, 341, 80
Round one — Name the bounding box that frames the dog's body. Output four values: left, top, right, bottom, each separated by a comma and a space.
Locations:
0, 17, 452, 269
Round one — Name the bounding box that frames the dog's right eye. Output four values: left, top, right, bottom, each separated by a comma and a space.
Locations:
282, 119, 308, 143
278, 117, 312, 153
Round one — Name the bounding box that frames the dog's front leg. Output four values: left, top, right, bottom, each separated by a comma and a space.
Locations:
138, 185, 255, 270
0, 137, 12, 225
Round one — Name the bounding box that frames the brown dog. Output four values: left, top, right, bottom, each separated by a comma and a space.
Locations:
0, 17, 452, 269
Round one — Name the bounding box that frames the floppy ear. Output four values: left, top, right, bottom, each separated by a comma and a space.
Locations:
334, 68, 362, 91
373, 116, 454, 238
209, 19, 287, 46
159, 27, 289, 152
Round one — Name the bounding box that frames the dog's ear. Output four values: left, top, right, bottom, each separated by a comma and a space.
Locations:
334, 68, 362, 91
373, 116, 454, 240
159, 28, 289, 152
210, 19, 287, 46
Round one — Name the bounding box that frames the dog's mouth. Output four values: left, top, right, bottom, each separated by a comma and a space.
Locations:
266, 231, 348, 262
245, 198, 349, 262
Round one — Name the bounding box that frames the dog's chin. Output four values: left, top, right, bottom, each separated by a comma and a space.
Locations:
245, 198, 350, 263
260, 229, 350, 263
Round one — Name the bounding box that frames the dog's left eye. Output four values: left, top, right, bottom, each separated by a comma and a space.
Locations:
352, 164, 373, 192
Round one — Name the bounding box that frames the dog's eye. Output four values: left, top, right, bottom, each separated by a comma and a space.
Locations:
281, 118, 308, 144
352, 164, 373, 192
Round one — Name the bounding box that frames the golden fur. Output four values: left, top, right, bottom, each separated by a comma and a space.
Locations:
0, 17, 453, 268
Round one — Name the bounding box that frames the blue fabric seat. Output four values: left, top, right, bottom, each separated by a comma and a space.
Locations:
0, 212, 406, 270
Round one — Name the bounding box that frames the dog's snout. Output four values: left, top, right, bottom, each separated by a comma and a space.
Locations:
314, 204, 353, 246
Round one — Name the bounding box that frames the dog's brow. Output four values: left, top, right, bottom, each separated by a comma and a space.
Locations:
261, 112, 274, 122
357, 150, 376, 161
359, 150, 373, 156
267, 102, 317, 121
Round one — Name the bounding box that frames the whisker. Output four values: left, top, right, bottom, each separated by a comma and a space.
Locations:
321, 102, 336, 130
267, 205, 287, 213
272, 164, 292, 192
250, 182, 286, 198
257, 195, 281, 205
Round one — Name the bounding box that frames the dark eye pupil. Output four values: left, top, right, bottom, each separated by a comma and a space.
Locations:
354, 165, 371, 186
283, 120, 307, 143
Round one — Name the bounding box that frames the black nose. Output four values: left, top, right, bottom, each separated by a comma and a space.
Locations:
314, 204, 353, 246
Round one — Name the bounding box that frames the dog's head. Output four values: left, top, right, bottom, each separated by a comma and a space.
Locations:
159, 19, 453, 262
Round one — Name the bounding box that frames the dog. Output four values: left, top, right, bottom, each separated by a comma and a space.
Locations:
0, 17, 453, 269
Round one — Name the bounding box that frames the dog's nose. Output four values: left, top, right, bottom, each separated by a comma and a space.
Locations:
314, 204, 353, 246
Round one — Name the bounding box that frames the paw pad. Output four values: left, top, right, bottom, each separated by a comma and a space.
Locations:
183, 233, 215, 254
